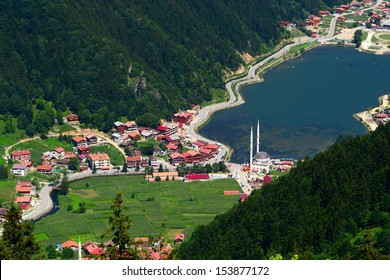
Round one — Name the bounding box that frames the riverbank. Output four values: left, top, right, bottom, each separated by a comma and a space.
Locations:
354, 94, 390, 131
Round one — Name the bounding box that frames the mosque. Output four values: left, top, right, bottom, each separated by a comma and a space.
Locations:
249, 120, 272, 174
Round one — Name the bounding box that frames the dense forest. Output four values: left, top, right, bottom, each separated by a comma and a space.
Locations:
176, 123, 390, 260
0, 0, 345, 134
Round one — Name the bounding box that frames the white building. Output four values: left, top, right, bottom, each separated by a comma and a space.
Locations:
12, 164, 29, 176
90, 153, 111, 170
249, 119, 272, 174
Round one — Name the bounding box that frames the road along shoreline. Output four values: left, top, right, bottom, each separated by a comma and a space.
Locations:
187, 37, 316, 162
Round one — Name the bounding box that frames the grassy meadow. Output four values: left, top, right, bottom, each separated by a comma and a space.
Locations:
33, 175, 242, 248
10, 138, 75, 163
89, 145, 125, 166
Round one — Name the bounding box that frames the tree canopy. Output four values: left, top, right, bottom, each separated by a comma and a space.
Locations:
0, 204, 40, 259
176, 123, 390, 260
0, 0, 345, 133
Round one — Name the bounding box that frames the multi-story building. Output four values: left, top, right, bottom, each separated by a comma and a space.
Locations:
90, 153, 111, 170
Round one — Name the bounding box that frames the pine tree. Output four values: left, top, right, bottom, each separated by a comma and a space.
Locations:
101, 193, 139, 259
92, 163, 97, 174
0, 204, 40, 259
122, 160, 128, 173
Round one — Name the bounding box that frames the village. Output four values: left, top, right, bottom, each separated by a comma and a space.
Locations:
281, 1, 390, 53
6, 0, 390, 260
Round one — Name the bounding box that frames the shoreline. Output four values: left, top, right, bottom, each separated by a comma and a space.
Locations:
187, 36, 317, 163
188, 39, 387, 164
354, 94, 390, 132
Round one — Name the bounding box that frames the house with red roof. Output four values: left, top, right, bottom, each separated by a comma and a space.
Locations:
240, 193, 249, 203
37, 165, 53, 175
264, 175, 273, 184
166, 143, 179, 153
174, 233, 185, 244
191, 140, 207, 149
15, 196, 31, 210
90, 153, 111, 170
11, 164, 29, 176
156, 123, 178, 136
281, 20, 290, 26
182, 150, 202, 163
319, 10, 330, 16
11, 150, 31, 162
77, 145, 90, 159
86, 134, 98, 145
61, 240, 79, 251
147, 171, 179, 182
204, 144, 218, 154
66, 113, 78, 122
134, 237, 150, 248
72, 136, 87, 147
124, 121, 138, 132
223, 190, 240, 195
169, 152, 185, 165
82, 241, 105, 255
127, 156, 141, 168
337, 7, 346, 13
52, 147, 65, 159
16, 181, 31, 194
185, 173, 210, 181
65, 152, 76, 159
173, 112, 193, 124
199, 147, 212, 160
128, 131, 142, 141
41, 152, 57, 166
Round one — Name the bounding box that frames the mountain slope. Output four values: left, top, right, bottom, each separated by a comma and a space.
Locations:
0, 0, 344, 133
176, 123, 390, 260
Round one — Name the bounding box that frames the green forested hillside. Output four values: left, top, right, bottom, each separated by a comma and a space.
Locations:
0, 0, 344, 133
176, 123, 390, 260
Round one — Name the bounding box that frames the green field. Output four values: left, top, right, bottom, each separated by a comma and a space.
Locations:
10, 137, 75, 164
378, 33, 390, 40
0, 180, 18, 206
201, 88, 227, 107
0, 118, 24, 165
288, 42, 317, 56
89, 145, 125, 166
33, 176, 242, 248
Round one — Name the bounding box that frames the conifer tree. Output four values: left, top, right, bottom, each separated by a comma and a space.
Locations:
0, 204, 40, 259
101, 193, 139, 259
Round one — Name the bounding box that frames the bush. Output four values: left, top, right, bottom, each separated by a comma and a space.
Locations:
146, 197, 155, 202
155, 176, 161, 182
66, 205, 73, 211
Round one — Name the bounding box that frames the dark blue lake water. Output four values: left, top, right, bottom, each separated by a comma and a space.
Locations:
200, 46, 390, 163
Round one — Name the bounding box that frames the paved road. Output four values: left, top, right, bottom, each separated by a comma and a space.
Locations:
22, 184, 53, 221
321, 0, 383, 41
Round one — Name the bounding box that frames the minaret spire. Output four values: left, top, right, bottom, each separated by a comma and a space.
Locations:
256, 119, 260, 154
250, 126, 253, 168
78, 235, 82, 260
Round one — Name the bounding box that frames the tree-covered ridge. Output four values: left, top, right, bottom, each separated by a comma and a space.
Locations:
0, 0, 344, 133
176, 123, 390, 260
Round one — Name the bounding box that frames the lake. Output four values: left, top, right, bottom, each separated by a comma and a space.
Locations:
200, 46, 390, 163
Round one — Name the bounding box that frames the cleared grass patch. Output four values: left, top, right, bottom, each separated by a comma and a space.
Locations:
34, 176, 241, 248
0, 180, 18, 206
378, 33, 390, 40
202, 88, 227, 107
89, 145, 124, 167
11, 138, 74, 163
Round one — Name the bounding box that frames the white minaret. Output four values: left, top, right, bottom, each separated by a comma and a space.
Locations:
250, 126, 253, 168
78, 236, 82, 260
256, 119, 260, 154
